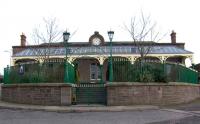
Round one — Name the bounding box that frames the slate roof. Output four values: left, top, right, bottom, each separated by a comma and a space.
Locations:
13, 45, 192, 57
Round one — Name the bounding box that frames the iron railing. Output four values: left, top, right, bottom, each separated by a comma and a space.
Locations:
3, 59, 198, 84
4, 61, 75, 84
112, 58, 198, 84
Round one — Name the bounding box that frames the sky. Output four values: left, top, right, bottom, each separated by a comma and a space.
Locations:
0, 0, 200, 74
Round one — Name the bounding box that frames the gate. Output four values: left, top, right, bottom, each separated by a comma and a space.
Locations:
72, 83, 106, 105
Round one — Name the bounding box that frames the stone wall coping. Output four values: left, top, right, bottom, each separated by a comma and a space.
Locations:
2, 83, 73, 88
106, 82, 200, 87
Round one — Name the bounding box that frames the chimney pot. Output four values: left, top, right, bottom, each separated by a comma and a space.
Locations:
171, 30, 176, 44
20, 33, 26, 46
94, 31, 99, 34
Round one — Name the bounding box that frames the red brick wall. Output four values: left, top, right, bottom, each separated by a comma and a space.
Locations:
107, 83, 200, 106
1, 83, 72, 105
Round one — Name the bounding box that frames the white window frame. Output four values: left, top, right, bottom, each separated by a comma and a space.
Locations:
90, 63, 101, 80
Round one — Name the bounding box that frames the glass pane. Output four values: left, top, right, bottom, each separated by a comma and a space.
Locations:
97, 66, 101, 79
90, 63, 96, 79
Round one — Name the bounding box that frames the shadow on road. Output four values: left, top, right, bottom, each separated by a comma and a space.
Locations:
148, 115, 200, 124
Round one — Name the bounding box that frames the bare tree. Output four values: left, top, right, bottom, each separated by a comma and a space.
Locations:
124, 11, 165, 63
124, 12, 168, 82
32, 17, 62, 62
31, 17, 78, 62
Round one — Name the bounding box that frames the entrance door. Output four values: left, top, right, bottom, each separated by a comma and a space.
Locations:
90, 63, 101, 83
72, 58, 106, 104
74, 58, 102, 83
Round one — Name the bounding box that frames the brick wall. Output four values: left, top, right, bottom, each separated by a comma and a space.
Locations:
106, 82, 200, 106
2, 82, 200, 106
1, 83, 72, 105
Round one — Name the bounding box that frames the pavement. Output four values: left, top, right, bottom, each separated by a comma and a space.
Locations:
1, 98, 200, 114
2, 99, 200, 124
0, 100, 159, 112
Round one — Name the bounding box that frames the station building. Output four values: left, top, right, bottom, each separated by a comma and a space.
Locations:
12, 31, 193, 83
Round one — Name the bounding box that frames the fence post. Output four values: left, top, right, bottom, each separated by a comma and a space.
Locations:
163, 62, 166, 82
4, 65, 10, 84
74, 63, 80, 83
3, 67, 7, 84
100, 65, 103, 83
177, 64, 180, 82
64, 61, 69, 83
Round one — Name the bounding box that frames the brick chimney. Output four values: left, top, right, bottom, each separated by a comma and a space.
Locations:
170, 30, 176, 44
20, 33, 26, 46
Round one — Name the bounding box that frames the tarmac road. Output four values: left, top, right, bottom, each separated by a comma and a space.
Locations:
2, 98, 200, 124
0, 108, 190, 124
149, 115, 200, 124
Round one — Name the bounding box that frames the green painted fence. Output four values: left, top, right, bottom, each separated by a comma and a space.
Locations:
66, 62, 76, 83
112, 58, 198, 84
165, 63, 198, 83
4, 58, 198, 84
74, 83, 106, 104
4, 61, 76, 84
